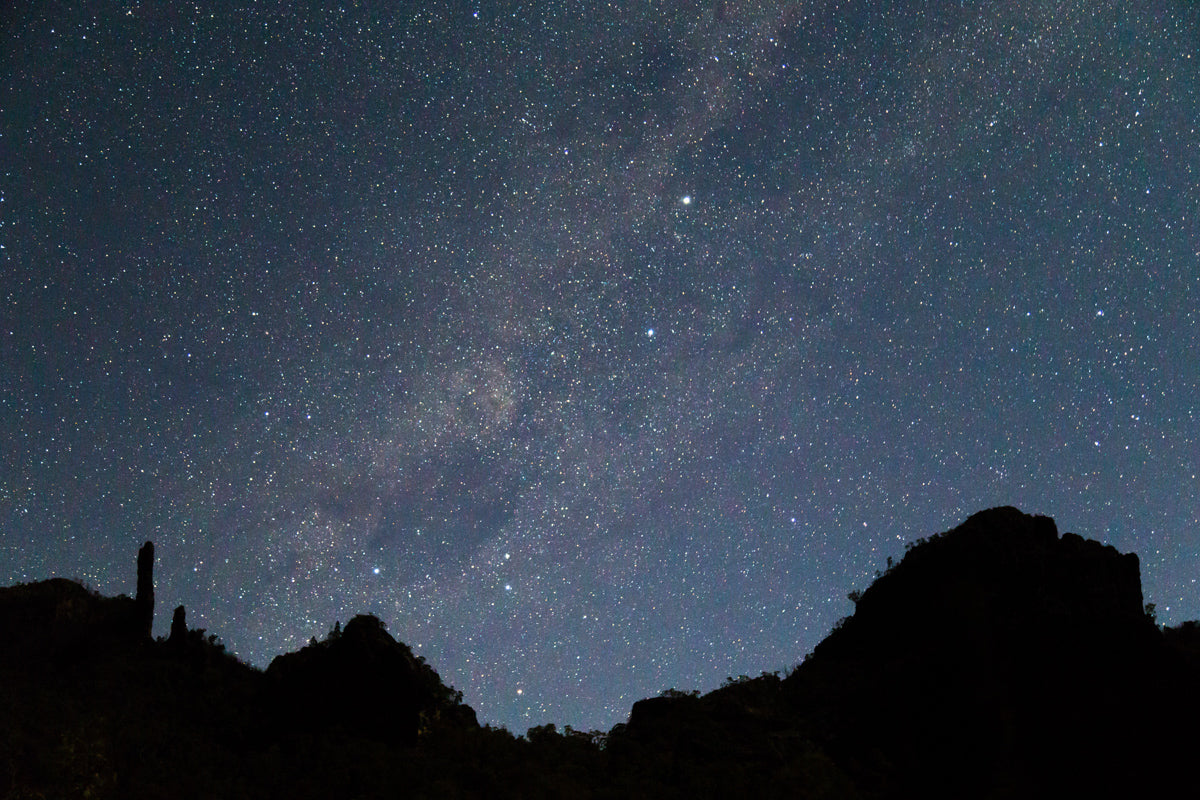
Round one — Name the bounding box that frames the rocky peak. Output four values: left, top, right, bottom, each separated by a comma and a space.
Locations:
841, 506, 1146, 647
266, 614, 475, 743
786, 506, 1163, 797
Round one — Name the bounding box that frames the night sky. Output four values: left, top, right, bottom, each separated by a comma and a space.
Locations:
3, 1, 1198, 732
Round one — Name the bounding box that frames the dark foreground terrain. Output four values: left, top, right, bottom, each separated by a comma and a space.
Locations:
3, 507, 1198, 798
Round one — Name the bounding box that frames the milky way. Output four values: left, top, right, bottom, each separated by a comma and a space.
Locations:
3, 1, 1198, 731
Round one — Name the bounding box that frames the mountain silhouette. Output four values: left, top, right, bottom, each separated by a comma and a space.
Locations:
266, 612, 476, 744
1, 506, 1197, 798
789, 507, 1196, 796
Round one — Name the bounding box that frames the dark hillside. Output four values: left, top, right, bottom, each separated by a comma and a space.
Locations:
1, 507, 1198, 798
0, 578, 143, 661
780, 506, 1190, 796
612, 507, 1200, 797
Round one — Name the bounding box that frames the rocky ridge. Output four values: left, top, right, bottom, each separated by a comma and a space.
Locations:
2, 506, 1198, 798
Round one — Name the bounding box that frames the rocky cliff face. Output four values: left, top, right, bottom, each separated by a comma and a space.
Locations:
783, 506, 1172, 798
845, 507, 1144, 633
613, 506, 1191, 798
808, 506, 1150, 678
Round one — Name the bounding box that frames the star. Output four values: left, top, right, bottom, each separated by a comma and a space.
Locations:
4, 0, 1196, 738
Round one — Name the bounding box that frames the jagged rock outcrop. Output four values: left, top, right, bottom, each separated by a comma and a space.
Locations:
266, 614, 476, 744
782, 506, 1181, 798
135, 541, 155, 640
612, 507, 1198, 798
168, 604, 187, 648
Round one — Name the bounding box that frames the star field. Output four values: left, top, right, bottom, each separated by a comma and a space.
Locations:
2, 1, 1198, 732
